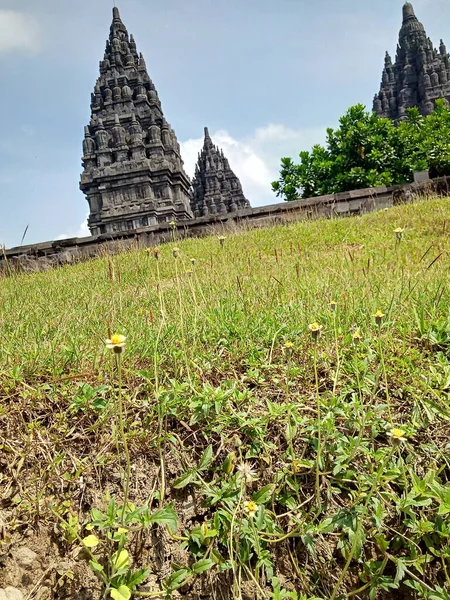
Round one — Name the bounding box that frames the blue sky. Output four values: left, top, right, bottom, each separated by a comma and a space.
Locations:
0, 0, 449, 247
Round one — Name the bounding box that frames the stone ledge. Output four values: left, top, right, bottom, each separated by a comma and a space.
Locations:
2, 176, 447, 270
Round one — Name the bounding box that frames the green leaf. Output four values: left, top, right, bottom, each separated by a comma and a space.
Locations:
82, 534, 100, 548
112, 549, 129, 572
91, 508, 104, 522
173, 470, 196, 489
191, 558, 215, 574
252, 484, 275, 505
394, 558, 406, 585
375, 533, 390, 552
149, 505, 178, 533
110, 585, 131, 600
437, 503, 450, 515
89, 560, 105, 574
198, 445, 213, 471
165, 568, 190, 591
126, 568, 150, 588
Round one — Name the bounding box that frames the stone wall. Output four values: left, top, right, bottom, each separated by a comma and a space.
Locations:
2, 176, 447, 273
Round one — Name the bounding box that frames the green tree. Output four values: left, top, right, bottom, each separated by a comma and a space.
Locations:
272, 100, 450, 201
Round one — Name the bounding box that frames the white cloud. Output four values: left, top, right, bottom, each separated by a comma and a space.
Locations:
180, 124, 325, 206
57, 217, 89, 240
0, 10, 41, 54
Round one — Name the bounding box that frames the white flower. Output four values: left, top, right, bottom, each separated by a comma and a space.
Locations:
237, 462, 257, 482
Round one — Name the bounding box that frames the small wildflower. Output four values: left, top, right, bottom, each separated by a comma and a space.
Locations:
374, 310, 385, 325
186, 269, 193, 277
218, 235, 226, 247
291, 460, 302, 474
237, 462, 257, 483
145, 247, 152, 255
394, 227, 404, 241
284, 341, 294, 349
352, 330, 362, 343
172, 247, 179, 258
190, 258, 196, 265
243, 500, 258, 518
308, 322, 323, 340
330, 300, 337, 312
169, 220, 176, 229
387, 427, 407, 444
105, 334, 126, 354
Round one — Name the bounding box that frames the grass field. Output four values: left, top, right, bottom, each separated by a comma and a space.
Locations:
1, 197, 450, 600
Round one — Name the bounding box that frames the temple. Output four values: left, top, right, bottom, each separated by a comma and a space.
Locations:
190, 128, 250, 217
80, 8, 193, 235
373, 2, 450, 121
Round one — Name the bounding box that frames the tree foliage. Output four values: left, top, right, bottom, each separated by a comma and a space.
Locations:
272, 99, 450, 201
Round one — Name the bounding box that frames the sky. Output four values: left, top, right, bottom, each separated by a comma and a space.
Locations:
1, 0, 449, 248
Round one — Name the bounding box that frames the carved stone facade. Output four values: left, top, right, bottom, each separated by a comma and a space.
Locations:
374, 2, 450, 121
191, 128, 250, 217
80, 8, 193, 235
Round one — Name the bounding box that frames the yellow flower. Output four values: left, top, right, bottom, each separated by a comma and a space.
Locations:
291, 460, 302, 474
330, 300, 337, 311
284, 341, 294, 349
374, 310, 385, 325
145, 247, 152, 255
169, 220, 176, 229
394, 227, 404, 240
243, 500, 258, 518
172, 247, 179, 258
352, 330, 362, 343
387, 427, 407, 444
218, 235, 226, 247
308, 322, 323, 340
105, 334, 126, 354
186, 269, 193, 276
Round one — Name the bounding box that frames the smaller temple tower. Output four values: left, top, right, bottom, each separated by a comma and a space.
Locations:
190, 128, 250, 217
374, 2, 450, 121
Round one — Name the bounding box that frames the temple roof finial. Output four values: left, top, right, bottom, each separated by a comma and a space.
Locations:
403, 2, 416, 21
113, 7, 121, 21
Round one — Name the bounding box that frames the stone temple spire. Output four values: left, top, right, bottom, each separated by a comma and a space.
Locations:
373, 2, 450, 121
80, 7, 193, 236
190, 128, 251, 217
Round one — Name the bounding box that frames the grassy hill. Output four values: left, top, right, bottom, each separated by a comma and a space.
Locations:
1, 198, 450, 599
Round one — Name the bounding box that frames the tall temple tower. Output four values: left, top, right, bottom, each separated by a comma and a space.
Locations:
191, 128, 250, 218
80, 8, 193, 235
373, 2, 450, 121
